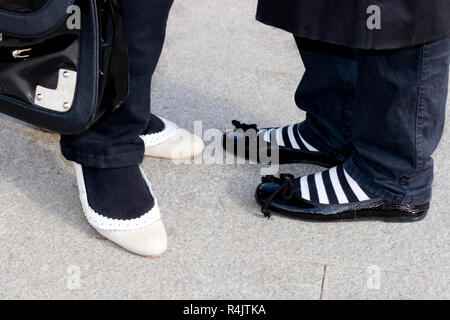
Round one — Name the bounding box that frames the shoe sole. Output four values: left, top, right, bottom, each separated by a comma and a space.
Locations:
144, 144, 205, 161
144, 153, 200, 161
143, 252, 165, 258
255, 198, 428, 223
223, 134, 342, 168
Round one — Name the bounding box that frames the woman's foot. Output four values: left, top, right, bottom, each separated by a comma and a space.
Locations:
141, 115, 204, 160
223, 120, 342, 167
74, 163, 167, 257
255, 165, 429, 222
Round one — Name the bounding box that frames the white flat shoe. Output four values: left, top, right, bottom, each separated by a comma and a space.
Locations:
95, 221, 167, 257
74, 163, 167, 257
141, 116, 204, 160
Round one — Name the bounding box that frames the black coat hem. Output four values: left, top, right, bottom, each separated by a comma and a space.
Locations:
256, 0, 450, 50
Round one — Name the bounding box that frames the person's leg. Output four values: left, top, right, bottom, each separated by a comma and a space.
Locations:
60, 0, 173, 168
294, 37, 358, 162
65, 0, 174, 257
346, 38, 450, 205
256, 38, 450, 221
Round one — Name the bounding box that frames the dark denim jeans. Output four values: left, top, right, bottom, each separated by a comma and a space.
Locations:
296, 37, 450, 205
60, 0, 174, 168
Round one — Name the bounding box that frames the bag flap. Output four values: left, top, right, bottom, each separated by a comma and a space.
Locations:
0, 0, 76, 37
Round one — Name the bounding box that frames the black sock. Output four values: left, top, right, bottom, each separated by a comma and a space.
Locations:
143, 114, 165, 135
82, 165, 155, 220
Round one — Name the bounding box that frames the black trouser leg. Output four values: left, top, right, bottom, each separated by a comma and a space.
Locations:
345, 38, 450, 205
60, 0, 174, 168
294, 37, 358, 161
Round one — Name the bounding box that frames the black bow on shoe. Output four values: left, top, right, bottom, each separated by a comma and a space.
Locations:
232, 120, 258, 132
259, 174, 295, 218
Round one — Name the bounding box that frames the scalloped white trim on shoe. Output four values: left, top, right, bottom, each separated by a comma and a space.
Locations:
140, 116, 178, 148
141, 116, 205, 160
74, 163, 167, 256
74, 163, 162, 232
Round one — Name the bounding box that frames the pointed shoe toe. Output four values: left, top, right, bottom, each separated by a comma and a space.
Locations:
96, 220, 168, 257
145, 128, 204, 160
255, 175, 315, 219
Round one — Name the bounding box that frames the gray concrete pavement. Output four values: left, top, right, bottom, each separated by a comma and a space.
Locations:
0, 0, 449, 299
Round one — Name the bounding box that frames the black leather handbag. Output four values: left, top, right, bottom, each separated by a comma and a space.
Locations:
0, 0, 128, 134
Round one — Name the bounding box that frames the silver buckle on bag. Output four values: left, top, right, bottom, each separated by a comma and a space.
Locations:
34, 69, 77, 113
12, 48, 32, 59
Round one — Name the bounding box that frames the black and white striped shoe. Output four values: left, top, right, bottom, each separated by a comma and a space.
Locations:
255, 165, 429, 222
74, 163, 167, 257
223, 120, 342, 167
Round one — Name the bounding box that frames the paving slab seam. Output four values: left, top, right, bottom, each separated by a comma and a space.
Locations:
2, 226, 448, 282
